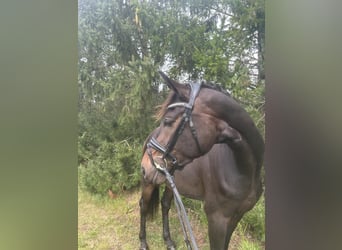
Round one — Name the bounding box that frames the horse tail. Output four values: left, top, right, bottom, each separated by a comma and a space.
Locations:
146, 185, 160, 220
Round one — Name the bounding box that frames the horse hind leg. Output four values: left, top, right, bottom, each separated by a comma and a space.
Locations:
161, 186, 176, 250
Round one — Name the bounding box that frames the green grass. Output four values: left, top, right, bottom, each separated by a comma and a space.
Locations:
237, 239, 263, 250
78, 187, 264, 249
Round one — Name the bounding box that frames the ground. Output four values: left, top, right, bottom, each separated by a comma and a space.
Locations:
78, 187, 263, 250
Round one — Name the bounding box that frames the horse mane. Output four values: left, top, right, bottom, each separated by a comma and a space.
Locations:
154, 81, 231, 121
202, 81, 231, 97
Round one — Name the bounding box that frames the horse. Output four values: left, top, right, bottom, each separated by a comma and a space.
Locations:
139, 72, 264, 249
139, 128, 263, 249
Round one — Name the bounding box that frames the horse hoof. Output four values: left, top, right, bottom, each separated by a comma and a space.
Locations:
167, 244, 176, 250
139, 243, 149, 250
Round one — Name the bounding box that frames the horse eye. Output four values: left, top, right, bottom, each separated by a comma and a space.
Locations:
163, 117, 174, 126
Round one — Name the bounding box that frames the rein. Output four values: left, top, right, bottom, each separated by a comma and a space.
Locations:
155, 163, 199, 250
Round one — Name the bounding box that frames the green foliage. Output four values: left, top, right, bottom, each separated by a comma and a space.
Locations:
79, 140, 141, 195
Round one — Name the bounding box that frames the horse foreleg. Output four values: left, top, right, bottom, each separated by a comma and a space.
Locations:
161, 186, 176, 250
139, 183, 156, 250
139, 196, 149, 250
206, 210, 243, 250
206, 211, 229, 250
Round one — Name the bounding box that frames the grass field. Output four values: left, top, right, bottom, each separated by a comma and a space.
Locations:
78, 187, 264, 250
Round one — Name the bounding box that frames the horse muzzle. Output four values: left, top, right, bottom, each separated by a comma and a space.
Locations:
144, 159, 169, 184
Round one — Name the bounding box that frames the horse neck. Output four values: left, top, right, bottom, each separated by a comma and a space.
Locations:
228, 139, 258, 178
201, 89, 264, 174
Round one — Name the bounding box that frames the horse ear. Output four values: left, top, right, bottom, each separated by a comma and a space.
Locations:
158, 71, 181, 95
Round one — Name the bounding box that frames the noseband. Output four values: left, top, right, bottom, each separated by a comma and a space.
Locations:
147, 81, 202, 173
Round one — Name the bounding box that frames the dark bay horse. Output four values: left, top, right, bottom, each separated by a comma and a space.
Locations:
140, 72, 264, 249
139, 128, 263, 250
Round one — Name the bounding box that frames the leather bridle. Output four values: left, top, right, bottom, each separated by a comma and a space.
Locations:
147, 81, 203, 174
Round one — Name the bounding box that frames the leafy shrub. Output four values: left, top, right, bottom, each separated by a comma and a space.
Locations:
79, 140, 141, 195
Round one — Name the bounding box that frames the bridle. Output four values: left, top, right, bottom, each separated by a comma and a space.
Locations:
147, 81, 203, 174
